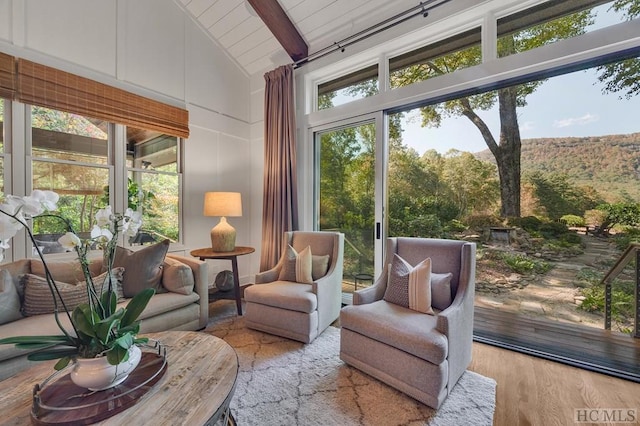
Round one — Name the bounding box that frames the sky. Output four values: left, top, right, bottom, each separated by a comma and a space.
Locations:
400, 65, 640, 155
398, 2, 639, 155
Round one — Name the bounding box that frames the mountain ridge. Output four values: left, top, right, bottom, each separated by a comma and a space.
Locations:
474, 132, 640, 202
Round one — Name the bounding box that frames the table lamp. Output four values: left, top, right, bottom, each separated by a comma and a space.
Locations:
203, 192, 242, 252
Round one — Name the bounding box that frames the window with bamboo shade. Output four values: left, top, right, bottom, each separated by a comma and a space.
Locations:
0, 52, 188, 138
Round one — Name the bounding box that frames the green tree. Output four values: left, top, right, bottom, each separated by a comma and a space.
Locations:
404, 12, 592, 218
439, 150, 500, 218
597, 1, 640, 100
319, 128, 360, 230
524, 172, 602, 221
387, 141, 447, 237
596, 202, 640, 234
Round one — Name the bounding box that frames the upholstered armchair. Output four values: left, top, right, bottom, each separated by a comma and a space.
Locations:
339, 237, 476, 409
244, 231, 344, 343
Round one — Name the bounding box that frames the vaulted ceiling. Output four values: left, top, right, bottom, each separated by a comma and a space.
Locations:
177, 0, 421, 76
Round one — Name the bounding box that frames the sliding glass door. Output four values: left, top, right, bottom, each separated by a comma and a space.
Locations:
314, 116, 384, 301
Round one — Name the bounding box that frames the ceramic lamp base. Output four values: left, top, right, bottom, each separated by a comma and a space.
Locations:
211, 217, 236, 252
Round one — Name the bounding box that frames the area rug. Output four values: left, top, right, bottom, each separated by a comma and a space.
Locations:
205, 316, 496, 426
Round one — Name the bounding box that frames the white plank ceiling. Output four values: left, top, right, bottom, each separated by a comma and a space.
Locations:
176, 0, 420, 76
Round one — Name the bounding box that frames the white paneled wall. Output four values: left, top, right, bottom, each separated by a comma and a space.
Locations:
119, 0, 185, 100
0, 0, 261, 285
24, 1, 118, 76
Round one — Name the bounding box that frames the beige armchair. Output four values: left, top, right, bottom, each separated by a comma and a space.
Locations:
340, 237, 476, 409
244, 231, 344, 343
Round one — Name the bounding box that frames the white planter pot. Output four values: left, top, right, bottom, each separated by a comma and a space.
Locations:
70, 345, 142, 391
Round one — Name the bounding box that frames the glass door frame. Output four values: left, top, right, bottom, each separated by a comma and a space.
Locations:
309, 111, 387, 280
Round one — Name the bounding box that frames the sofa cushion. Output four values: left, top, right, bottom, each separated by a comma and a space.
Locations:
431, 272, 453, 311
384, 254, 434, 315
121, 291, 200, 321
30, 258, 102, 285
341, 300, 448, 365
114, 239, 169, 297
21, 268, 125, 316
161, 257, 194, 295
0, 270, 22, 325
0, 311, 76, 362
278, 245, 313, 284
311, 254, 330, 281
244, 281, 317, 313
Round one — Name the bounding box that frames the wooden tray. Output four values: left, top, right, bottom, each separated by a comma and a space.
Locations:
30, 351, 167, 425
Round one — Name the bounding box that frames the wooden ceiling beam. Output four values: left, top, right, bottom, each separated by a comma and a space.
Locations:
247, 0, 308, 63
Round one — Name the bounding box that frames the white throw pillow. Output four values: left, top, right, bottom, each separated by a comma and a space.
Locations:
383, 254, 434, 315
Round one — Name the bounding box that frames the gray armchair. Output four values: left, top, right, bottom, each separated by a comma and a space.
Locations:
244, 231, 344, 343
339, 237, 476, 409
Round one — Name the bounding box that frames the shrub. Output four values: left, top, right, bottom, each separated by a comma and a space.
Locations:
501, 252, 551, 274
559, 232, 582, 245
402, 214, 443, 238
507, 216, 542, 232
584, 209, 608, 229
560, 214, 585, 227
575, 268, 601, 288
578, 275, 635, 333
613, 227, 640, 251
538, 221, 569, 239
445, 219, 467, 232
465, 214, 503, 229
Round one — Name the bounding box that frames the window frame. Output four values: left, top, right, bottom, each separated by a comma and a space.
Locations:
0, 103, 186, 259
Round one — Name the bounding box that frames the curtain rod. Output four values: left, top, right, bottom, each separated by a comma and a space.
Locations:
293, 0, 452, 68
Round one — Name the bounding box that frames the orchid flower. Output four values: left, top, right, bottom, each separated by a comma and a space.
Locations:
0, 210, 24, 242
95, 206, 113, 228
122, 208, 143, 238
18, 190, 59, 217
58, 232, 82, 251
90, 225, 114, 245
0, 189, 62, 264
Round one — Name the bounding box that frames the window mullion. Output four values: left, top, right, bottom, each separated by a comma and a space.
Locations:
113, 124, 127, 216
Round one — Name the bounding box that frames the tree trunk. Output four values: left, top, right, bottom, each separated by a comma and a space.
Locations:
495, 86, 522, 218
459, 85, 522, 219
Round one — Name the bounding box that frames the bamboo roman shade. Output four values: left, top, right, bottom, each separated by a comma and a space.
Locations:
0, 52, 16, 100
0, 52, 188, 138
17, 59, 189, 138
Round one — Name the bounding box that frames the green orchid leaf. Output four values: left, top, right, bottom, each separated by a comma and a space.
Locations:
27, 348, 79, 362
14, 342, 66, 350
72, 306, 98, 338
117, 322, 141, 336
114, 333, 134, 350
106, 345, 129, 365
54, 356, 71, 370
134, 336, 149, 345
0, 335, 74, 345
99, 290, 118, 316
121, 288, 154, 328
95, 318, 120, 343
77, 303, 100, 322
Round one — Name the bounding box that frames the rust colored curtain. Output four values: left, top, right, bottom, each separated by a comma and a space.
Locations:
260, 64, 298, 271
15, 58, 189, 138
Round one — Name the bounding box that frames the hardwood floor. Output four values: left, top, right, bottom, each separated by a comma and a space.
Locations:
212, 300, 640, 425
474, 307, 640, 382
469, 342, 640, 425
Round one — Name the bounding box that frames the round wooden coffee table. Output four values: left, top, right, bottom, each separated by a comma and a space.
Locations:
0, 331, 238, 425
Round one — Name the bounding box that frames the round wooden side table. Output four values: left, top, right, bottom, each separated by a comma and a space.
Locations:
190, 246, 255, 315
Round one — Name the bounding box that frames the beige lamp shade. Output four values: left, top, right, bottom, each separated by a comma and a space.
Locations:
204, 192, 242, 252
203, 192, 242, 217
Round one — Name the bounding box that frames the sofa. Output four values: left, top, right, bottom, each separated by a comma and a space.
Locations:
0, 252, 208, 380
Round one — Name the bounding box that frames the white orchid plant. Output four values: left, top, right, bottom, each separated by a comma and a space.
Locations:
0, 190, 154, 369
